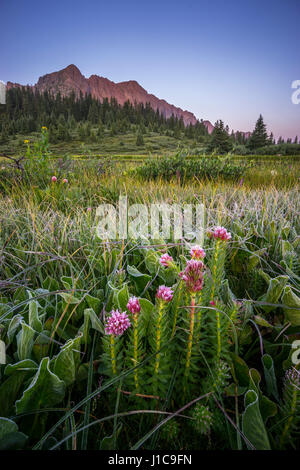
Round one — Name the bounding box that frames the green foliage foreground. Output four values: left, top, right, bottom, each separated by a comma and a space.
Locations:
0, 133, 299, 451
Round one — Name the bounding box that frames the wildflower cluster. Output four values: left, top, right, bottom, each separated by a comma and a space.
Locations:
127, 296, 141, 315
156, 285, 174, 302
159, 253, 174, 268
190, 245, 206, 259
192, 404, 213, 435
180, 259, 205, 293
208, 226, 231, 241
105, 309, 131, 337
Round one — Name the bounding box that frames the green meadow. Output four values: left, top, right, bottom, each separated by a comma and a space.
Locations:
0, 129, 299, 450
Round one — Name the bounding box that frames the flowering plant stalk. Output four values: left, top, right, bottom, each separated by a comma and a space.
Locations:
148, 286, 173, 397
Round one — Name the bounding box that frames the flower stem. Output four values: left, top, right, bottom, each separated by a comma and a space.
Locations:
110, 334, 117, 375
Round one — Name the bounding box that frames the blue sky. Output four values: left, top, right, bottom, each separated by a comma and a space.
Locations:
1, 0, 299, 139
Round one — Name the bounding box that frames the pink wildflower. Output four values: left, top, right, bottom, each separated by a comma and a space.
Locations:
208, 226, 231, 241
156, 285, 173, 302
87, 207, 92, 212
159, 253, 173, 268
180, 259, 205, 293
63, 178, 68, 184
209, 300, 216, 306
190, 245, 206, 259
105, 309, 131, 337
127, 296, 141, 315
51, 176, 57, 182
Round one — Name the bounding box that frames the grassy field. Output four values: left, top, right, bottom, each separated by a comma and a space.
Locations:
0, 132, 299, 450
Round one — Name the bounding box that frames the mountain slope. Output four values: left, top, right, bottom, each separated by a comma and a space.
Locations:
7, 64, 198, 126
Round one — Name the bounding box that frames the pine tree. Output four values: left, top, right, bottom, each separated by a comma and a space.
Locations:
207, 120, 232, 154
248, 114, 268, 150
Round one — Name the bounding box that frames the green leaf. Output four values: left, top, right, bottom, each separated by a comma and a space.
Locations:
7, 314, 23, 344
253, 315, 273, 328
248, 368, 277, 422
248, 248, 266, 271
127, 265, 151, 294
116, 284, 129, 311
262, 354, 279, 401
85, 294, 101, 312
17, 322, 36, 361
16, 357, 65, 413
242, 390, 271, 450
0, 431, 28, 450
261, 275, 288, 313
28, 297, 43, 333
59, 292, 81, 304
230, 353, 250, 387
0, 417, 18, 440
281, 285, 300, 326
0, 371, 30, 416
5, 359, 38, 376
53, 336, 82, 386
84, 308, 104, 334
144, 250, 160, 274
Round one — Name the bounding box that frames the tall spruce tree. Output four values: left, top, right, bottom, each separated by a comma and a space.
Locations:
207, 120, 232, 154
248, 114, 268, 150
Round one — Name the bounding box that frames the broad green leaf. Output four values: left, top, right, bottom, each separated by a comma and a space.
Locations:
16, 357, 65, 413
16, 322, 36, 361
144, 250, 160, 274
0, 431, 28, 450
84, 308, 104, 334
248, 368, 277, 422
5, 359, 38, 376
28, 298, 43, 333
53, 336, 82, 386
282, 285, 300, 326
85, 294, 101, 312
7, 314, 23, 344
261, 275, 288, 313
230, 353, 250, 387
116, 284, 129, 311
59, 292, 81, 304
242, 390, 271, 450
0, 417, 18, 440
127, 265, 151, 294
262, 354, 279, 401
0, 371, 30, 416
248, 248, 266, 271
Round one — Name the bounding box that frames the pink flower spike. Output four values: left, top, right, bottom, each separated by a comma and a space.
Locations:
160, 253, 173, 268
179, 259, 205, 293
63, 178, 68, 184
105, 309, 131, 337
209, 300, 216, 306
190, 245, 206, 259
127, 296, 141, 315
156, 285, 173, 302
87, 207, 92, 212
51, 176, 57, 182
208, 226, 231, 241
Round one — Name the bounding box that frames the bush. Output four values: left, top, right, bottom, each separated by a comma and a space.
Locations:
135, 152, 247, 181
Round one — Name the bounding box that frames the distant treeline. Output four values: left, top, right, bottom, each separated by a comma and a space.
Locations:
0, 87, 299, 155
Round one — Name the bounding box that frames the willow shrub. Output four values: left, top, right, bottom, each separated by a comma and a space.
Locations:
135, 152, 247, 181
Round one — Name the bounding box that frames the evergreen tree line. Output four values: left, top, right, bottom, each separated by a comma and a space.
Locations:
0, 89, 299, 155
0, 87, 209, 144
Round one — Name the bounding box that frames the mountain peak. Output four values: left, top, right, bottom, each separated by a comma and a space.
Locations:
8, 65, 198, 126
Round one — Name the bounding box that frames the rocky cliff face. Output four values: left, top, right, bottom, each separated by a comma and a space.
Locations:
8, 64, 198, 126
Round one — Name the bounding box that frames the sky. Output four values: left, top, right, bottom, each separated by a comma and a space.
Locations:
0, 0, 299, 139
